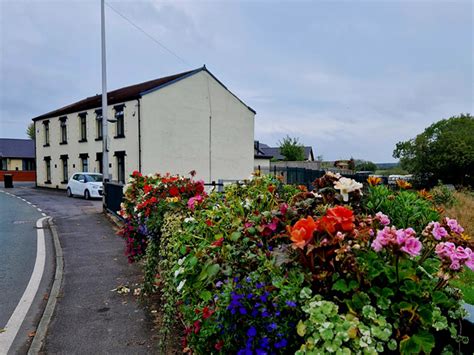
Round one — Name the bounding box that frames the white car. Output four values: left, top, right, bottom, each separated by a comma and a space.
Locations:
67, 173, 103, 199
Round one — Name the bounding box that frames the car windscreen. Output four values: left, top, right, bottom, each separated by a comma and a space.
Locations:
85, 174, 103, 182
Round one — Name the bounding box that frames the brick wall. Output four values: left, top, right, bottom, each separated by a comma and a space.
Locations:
0, 170, 36, 182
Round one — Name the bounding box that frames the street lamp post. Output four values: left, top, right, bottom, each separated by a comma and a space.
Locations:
101, 0, 110, 184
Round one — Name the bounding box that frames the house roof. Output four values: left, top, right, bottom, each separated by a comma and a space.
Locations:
0, 138, 35, 159
33, 66, 255, 121
258, 143, 314, 161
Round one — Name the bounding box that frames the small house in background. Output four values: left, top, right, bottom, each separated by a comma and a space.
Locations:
256, 141, 314, 162
0, 138, 36, 181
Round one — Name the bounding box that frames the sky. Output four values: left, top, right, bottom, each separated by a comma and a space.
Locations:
0, 0, 472, 163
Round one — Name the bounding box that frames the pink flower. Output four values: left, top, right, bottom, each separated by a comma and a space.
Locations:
279, 203, 288, 215
400, 237, 422, 257
445, 218, 464, 234
375, 212, 390, 226
431, 222, 448, 240
436, 242, 474, 271
187, 195, 203, 210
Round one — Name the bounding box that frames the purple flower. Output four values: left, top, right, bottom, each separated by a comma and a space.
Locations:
256, 282, 264, 289
247, 326, 257, 337
446, 217, 464, 234
266, 323, 277, 331
216, 281, 223, 288
400, 237, 422, 257
375, 212, 390, 226
246, 276, 252, 283
286, 300, 297, 307
239, 308, 248, 315
260, 337, 270, 349
275, 338, 288, 349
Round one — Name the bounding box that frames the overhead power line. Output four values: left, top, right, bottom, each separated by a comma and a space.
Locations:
105, 1, 191, 67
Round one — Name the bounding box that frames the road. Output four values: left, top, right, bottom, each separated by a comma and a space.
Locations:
8, 186, 155, 353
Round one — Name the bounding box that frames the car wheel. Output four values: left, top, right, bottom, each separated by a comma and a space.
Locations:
67, 188, 73, 197
84, 190, 90, 200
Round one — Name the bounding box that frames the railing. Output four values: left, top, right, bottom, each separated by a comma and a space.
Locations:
103, 181, 124, 218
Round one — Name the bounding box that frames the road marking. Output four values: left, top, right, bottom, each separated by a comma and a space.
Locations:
27, 202, 31, 205
37, 208, 42, 212
0, 216, 48, 353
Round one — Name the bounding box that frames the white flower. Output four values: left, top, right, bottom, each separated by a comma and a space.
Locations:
333, 177, 363, 202
123, 184, 130, 194
326, 171, 341, 179
147, 173, 154, 178
174, 267, 185, 278
243, 198, 252, 209
177, 279, 186, 293
184, 217, 196, 224
177, 257, 186, 266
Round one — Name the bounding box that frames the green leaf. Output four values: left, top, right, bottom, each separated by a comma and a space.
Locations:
412, 331, 436, 354
230, 231, 241, 241
199, 290, 212, 302
300, 287, 312, 299
332, 279, 349, 292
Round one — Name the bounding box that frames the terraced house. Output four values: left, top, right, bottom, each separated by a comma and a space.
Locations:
33, 66, 255, 189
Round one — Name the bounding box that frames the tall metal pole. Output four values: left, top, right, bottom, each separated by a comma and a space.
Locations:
101, 0, 110, 182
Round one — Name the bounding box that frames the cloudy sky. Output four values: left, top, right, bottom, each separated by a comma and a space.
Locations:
1, 0, 472, 162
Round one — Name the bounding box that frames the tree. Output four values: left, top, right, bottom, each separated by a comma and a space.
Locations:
26, 122, 35, 140
355, 161, 377, 172
279, 135, 305, 161
393, 114, 474, 186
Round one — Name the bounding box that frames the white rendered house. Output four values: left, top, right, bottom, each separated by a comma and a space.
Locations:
33, 67, 255, 189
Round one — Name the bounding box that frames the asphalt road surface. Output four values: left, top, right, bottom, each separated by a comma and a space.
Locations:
9, 186, 155, 353
0, 191, 43, 327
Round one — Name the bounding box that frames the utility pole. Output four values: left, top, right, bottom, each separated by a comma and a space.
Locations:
101, 0, 110, 183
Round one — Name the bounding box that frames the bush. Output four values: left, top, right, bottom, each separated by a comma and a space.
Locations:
431, 182, 456, 208
119, 171, 473, 354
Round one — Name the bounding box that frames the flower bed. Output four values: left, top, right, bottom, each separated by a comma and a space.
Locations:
119, 171, 473, 354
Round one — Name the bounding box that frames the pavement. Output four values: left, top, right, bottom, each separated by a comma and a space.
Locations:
3, 185, 156, 354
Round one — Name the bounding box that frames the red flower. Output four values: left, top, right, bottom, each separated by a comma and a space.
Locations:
215, 340, 224, 351
202, 306, 215, 319
193, 320, 201, 334
143, 184, 153, 194
287, 216, 317, 248
205, 219, 213, 226
169, 186, 180, 197
211, 237, 224, 247
132, 170, 142, 177
268, 185, 276, 193
316, 206, 355, 234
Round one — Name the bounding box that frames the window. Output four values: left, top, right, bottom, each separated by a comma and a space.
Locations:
95, 109, 103, 140
79, 153, 89, 172
43, 120, 50, 146
60, 155, 68, 182
44, 156, 51, 183
22, 159, 35, 171
79, 113, 87, 142
59, 117, 68, 144
114, 151, 126, 183
96, 152, 103, 174
1, 159, 7, 170
114, 105, 125, 138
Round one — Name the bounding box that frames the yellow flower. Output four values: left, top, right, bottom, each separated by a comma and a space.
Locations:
367, 176, 382, 186
165, 197, 180, 203
396, 179, 412, 189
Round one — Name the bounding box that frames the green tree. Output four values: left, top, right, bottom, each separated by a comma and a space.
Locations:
26, 122, 35, 140
279, 135, 305, 161
356, 161, 377, 172
393, 114, 474, 186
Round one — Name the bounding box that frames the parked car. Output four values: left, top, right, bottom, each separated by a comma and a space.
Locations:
67, 173, 103, 199
388, 174, 413, 185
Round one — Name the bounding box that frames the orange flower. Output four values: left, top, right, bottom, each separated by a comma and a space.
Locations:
367, 176, 381, 186
396, 179, 412, 189
316, 206, 355, 234
297, 185, 308, 192
268, 185, 276, 193
287, 216, 316, 249
417, 189, 433, 200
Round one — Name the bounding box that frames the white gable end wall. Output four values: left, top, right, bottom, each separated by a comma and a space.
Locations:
140, 70, 254, 182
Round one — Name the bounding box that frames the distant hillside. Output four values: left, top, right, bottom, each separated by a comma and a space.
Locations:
376, 162, 399, 169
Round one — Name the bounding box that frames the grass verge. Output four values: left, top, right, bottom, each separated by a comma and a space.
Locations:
444, 190, 474, 304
